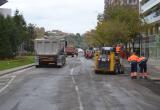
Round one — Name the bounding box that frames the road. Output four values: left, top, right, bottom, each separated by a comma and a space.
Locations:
0, 57, 160, 110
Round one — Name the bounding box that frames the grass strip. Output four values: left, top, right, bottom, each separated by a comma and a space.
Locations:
0, 56, 34, 71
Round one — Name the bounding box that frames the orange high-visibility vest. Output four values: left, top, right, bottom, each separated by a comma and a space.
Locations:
128, 55, 139, 62
137, 57, 147, 63
116, 46, 121, 53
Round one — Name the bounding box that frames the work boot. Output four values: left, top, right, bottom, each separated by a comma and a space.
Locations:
133, 72, 137, 79
143, 73, 148, 79
138, 73, 143, 79
130, 73, 134, 79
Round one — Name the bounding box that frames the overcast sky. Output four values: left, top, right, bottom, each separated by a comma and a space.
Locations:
1, 0, 104, 34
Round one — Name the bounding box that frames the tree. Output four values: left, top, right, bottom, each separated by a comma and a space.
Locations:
13, 10, 27, 43
24, 23, 36, 52
104, 6, 142, 42
84, 30, 102, 47
0, 10, 29, 58
85, 5, 144, 48
0, 16, 13, 58
34, 27, 45, 38
96, 20, 129, 45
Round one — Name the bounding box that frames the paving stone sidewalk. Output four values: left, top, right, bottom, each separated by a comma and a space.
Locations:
148, 65, 160, 81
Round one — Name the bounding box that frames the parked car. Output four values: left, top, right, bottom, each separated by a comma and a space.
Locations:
85, 49, 94, 59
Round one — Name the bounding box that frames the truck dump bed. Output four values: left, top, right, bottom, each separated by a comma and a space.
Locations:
34, 37, 66, 67
35, 36, 66, 55
35, 39, 59, 55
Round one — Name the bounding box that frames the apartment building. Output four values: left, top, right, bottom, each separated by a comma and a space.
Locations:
141, 0, 160, 65
0, 0, 11, 17
141, 0, 160, 34
0, 8, 11, 17
105, 0, 139, 9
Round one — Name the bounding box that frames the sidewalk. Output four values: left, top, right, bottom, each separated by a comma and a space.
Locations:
0, 64, 34, 76
122, 59, 160, 81
147, 65, 160, 81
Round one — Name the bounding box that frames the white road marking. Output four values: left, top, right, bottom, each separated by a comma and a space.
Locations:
1, 67, 32, 78
75, 85, 84, 110
0, 76, 16, 94
79, 58, 84, 63
70, 68, 76, 85
70, 68, 84, 110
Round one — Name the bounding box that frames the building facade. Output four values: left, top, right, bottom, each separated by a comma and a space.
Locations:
141, 0, 160, 34
140, 0, 160, 65
105, 0, 139, 9
0, 0, 11, 17
0, 8, 11, 17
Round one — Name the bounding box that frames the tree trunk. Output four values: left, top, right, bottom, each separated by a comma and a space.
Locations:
132, 42, 135, 53
125, 42, 128, 58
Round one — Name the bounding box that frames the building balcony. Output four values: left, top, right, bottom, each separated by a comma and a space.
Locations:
144, 11, 160, 23
141, 0, 160, 13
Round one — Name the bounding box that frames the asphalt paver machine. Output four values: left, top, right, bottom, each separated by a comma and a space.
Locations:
94, 47, 124, 74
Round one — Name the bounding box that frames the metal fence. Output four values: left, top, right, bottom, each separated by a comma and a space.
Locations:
141, 35, 160, 65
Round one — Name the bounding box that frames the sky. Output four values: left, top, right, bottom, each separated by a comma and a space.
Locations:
1, 0, 104, 34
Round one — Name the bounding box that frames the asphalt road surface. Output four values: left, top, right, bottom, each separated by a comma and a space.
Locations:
0, 56, 160, 110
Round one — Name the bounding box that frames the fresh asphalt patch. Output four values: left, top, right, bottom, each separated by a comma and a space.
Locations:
124, 66, 160, 96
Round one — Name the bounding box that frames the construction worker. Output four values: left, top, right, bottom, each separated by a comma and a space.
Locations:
116, 44, 121, 56
137, 56, 148, 79
128, 52, 139, 79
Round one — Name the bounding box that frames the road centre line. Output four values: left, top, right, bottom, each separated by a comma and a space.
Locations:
0, 76, 16, 94
70, 68, 84, 110
75, 85, 84, 110
70, 68, 76, 85
79, 58, 84, 63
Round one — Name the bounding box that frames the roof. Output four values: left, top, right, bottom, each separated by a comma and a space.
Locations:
35, 36, 66, 41
0, 0, 7, 6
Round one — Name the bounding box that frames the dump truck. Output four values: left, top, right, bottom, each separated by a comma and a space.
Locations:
65, 46, 76, 57
34, 36, 66, 67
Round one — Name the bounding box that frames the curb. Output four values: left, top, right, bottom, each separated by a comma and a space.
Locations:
0, 64, 34, 76
148, 77, 160, 81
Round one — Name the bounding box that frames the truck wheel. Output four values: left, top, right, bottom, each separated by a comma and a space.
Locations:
57, 65, 62, 68
62, 60, 66, 67
36, 65, 40, 68
72, 55, 74, 57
